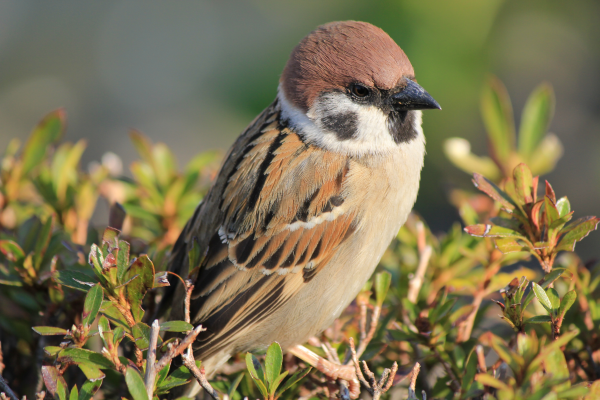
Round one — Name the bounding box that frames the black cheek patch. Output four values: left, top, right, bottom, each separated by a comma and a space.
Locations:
322, 111, 358, 141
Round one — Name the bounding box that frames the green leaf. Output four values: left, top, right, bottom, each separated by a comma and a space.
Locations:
159, 321, 193, 333
544, 196, 560, 224
246, 353, 268, 398
227, 373, 244, 397
558, 290, 577, 319
494, 238, 529, 253
460, 349, 479, 394
475, 373, 510, 391
518, 83, 555, 158
125, 367, 150, 400
156, 359, 171, 388
531, 282, 552, 312
547, 288, 560, 311
78, 379, 103, 400
99, 300, 130, 329
153, 143, 177, 187
556, 197, 571, 218
98, 315, 113, 347
481, 77, 515, 166
55, 140, 87, 203
525, 315, 552, 324
544, 347, 570, 392
52, 269, 98, 292
78, 364, 106, 382
22, 109, 65, 175
374, 271, 392, 307
443, 138, 501, 181
556, 216, 600, 252
44, 346, 62, 356
117, 240, 131, 284
57, 348, 113, 369
269, 371, 289, 396
33, 326, 68, 336
133, 322, 152, 350
69, 385, 79, 400
275, 367, 311, 397
82, 284, 103, 326
265, 342, 283, 389
472, 173, 515, 210
156, 363, 196, 392
130, 131, 155, 169
513, 163, 534, 205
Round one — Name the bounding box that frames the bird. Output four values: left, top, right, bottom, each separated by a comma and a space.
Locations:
163, 20, 440, 397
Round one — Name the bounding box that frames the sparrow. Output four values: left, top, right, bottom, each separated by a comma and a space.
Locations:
164, 20, 440, 395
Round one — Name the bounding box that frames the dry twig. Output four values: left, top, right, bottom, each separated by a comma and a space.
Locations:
349, 337, 397, 400
407, 223, 432, 304
407, 362, 420, 399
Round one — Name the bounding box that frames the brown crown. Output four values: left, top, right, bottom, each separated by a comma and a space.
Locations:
280, 21, 414, 112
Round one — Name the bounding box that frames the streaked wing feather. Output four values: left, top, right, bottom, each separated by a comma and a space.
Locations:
168, 99, 356, 361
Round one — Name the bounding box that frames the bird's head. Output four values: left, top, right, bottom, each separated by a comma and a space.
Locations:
279, 21, 440, 156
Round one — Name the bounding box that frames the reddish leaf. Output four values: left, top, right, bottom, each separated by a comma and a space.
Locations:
530, 200, 544, 231
545, 180, 556, 203
465, 224, 523, 238
0, 240, 25, 263
42, 365, 68, 398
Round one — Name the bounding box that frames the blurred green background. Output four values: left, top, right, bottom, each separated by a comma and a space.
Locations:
0, 0, 598, 257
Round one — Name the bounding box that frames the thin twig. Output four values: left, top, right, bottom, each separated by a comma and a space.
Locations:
407, 363, 420, 399
184, 279, 193, 324
355, 304, 381, 359
359, 301, 368, 342
144, 320, 160, 400
407, 245, 432, 303
155, 323, 205, 372
0, 374, 18, 400
349, 337, 397, 400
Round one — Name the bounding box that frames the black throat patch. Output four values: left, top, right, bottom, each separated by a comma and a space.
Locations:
387, 110, 419, 144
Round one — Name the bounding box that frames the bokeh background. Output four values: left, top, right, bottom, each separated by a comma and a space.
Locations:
0, 0, 598, 258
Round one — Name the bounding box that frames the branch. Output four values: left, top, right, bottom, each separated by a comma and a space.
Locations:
144, 320, 160, 400
0, 374, 18, 400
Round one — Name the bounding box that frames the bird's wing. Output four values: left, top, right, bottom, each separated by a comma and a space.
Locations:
168, 100, 357, 360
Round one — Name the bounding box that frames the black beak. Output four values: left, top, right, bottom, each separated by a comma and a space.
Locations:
390, 79, 441, 111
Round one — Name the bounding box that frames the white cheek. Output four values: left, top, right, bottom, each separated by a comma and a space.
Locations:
278, 86, 423, 157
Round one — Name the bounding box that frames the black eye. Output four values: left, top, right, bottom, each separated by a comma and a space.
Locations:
351, 84, 370, 98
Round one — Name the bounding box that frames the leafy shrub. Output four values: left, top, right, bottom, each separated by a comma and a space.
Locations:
0, 77, 598, 400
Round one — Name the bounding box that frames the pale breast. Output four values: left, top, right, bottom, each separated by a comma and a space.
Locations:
252, 136, 425, 349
